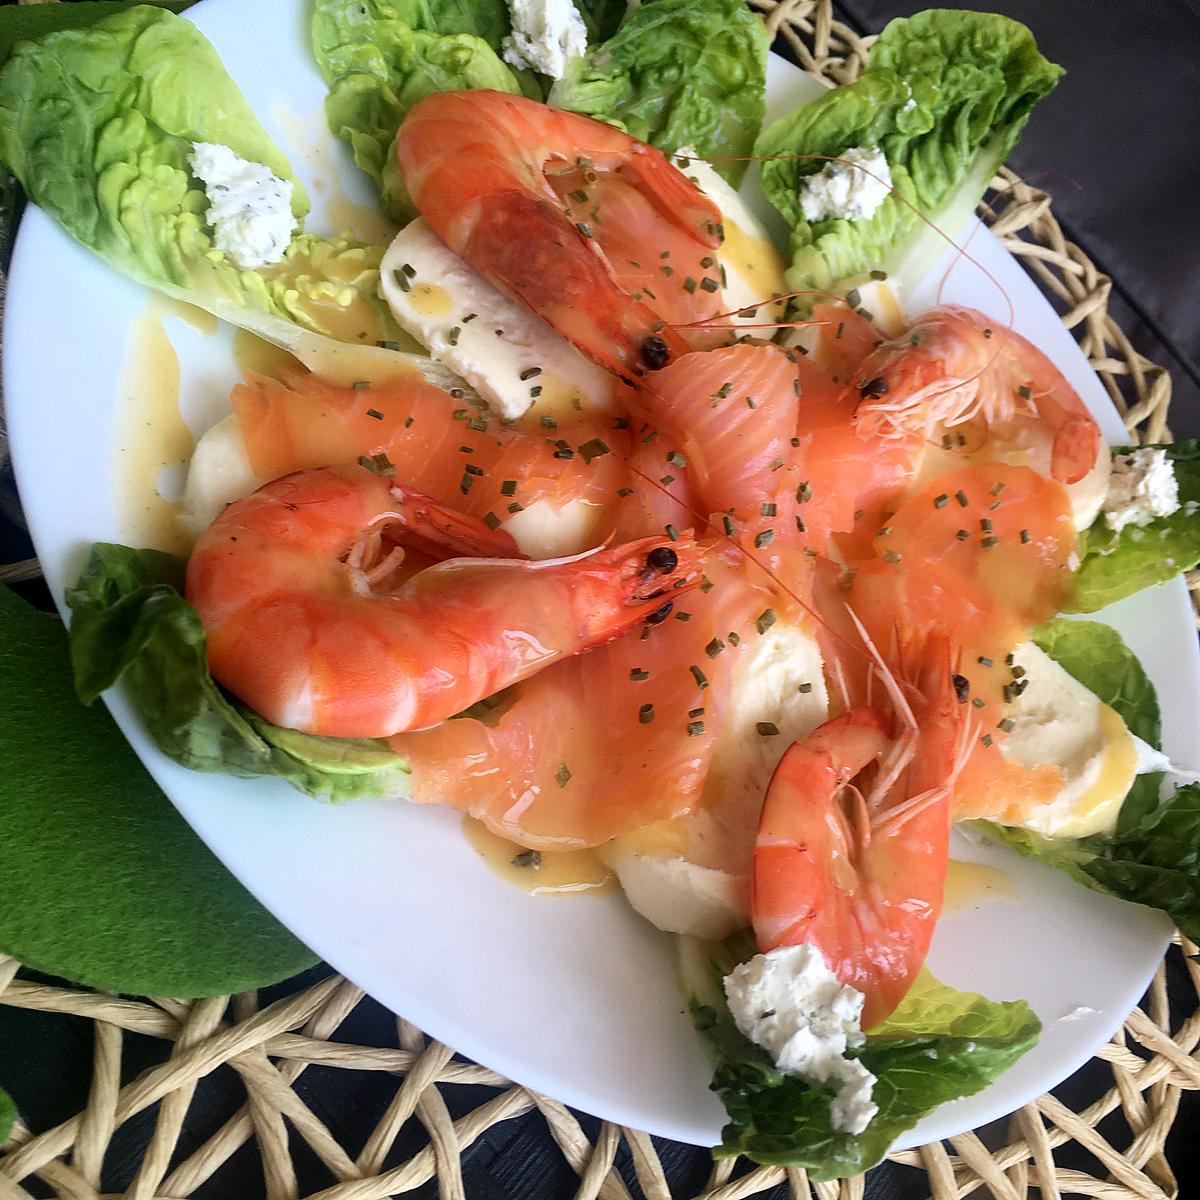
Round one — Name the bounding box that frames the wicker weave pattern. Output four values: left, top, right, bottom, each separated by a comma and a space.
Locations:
1, 2, 1197, 1196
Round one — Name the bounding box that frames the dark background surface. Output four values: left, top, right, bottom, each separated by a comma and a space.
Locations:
1, 1, 1198, 1196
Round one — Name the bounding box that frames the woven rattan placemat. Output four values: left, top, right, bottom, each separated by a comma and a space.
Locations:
1, 2, 1198, 1197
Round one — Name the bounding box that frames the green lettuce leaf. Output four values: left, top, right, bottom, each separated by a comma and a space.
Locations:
683, 939, 1038, 1179
548, 0, 769, 187
313, 0, 526, 222
1067, 442, 1200, 613
65, 543, 411, 803
0, 5, 403, 349
754, 10, 1063, 294
570, 0, 627, 44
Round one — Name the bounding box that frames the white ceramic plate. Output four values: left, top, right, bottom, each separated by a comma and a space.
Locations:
5, 0, 1194, 1150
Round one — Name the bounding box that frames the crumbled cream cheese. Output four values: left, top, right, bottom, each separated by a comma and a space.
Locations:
1102, 448, 1180, 533
502, 0, 587, 79
798, 146, 892, 223
724, 945, 878, 1134
190, 143, 297, 270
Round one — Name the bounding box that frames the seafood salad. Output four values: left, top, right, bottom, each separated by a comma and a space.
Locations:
5, 0, 1200, 1178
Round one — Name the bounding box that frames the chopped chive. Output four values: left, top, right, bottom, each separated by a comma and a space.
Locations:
700, 277, 719, 293
978, 656, 994, 667
845, 287, 861, 308
667, 450, 687, 468
980, 518, 993, 532
955, 490, 970, 507
728, 631, 742, 647
617, 486, 635, 497
579, 438, 611, 464
462, 312, 477, 323
541, 415, 558, 428
956, 529, 970, 540
761, 502, 778, 517
630, 668, 650, 682
519, 367, 543, 381
981, 734, 994, 747
934, 493, 949, 509
705, 637, 724, 659
836, 321, 845, 339
687, 721, 706, 737
990, 481, 1006, 496
870, 269, 887, 281
756, 608, 777, 635
392, 268, 411, 293
665, 523, 679, 541
756, 721, 780, 737
972, 697, 986, 709
674, 611, 691, 622
482, 512, 501, 530
796, 481, 812, 503
660, 475, 675, 487
683, 277, 698, 293
446, 326, 461, 346
464, 463, 484, 476
642, 430, 661, 444
1020, 528, 1031, 544
352, 380, 370, 390
555, 763, 572, 787
506, 501, 524, 513
769, 458, 784, 471
366, 408, 384, 420
981, 535, 999, 548
512, 849, 541, 869
530, 385, 543, 398
884, 549, 902, 564
798, 682, 813, 694
755, 529, 775, 548
795, 515, 806, 533
1017, 384, 1032, 400
500, 480, 517, 496
404, 416, 415, 428
746, 397, 757, 410
998, 718, 1015, 733
689, 706, 705, 718
689, 665, 709, 689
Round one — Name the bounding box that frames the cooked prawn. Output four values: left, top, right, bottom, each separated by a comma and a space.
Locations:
852, 305, 1103, 488
752, 630, 967, 1028
185, 464, 706, 738
394, 90, 726, 378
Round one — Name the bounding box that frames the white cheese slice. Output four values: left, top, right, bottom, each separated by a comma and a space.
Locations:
997, 641, 1138, 839
179, 413, 265, 535
602, 620, 828, 939
502, 497, 607, 559
380, 219, 621, 422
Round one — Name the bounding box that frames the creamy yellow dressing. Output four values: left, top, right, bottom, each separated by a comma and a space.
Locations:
406, 282, 455, 319
1048, 703, 1137, 838
941, 860, 1017, 913
461, 817, 616, 896
723, 217, 788, 318
269, 96, 398, 246
232, 326, 297, 380
112, 302, 196, 555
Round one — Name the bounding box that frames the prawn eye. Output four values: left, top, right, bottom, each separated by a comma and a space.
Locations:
646, 546, 679, 574
645, 600, 674, 625
859, 376, 889, 399
641, 336, 670, 370
952, 673, 971, 703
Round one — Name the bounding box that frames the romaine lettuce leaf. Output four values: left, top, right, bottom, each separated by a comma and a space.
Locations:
548, 0, 769, 187
0, 5, 402, 348
1067, 441, 1200, 613
65, 543, 412, 803
570, 0, 627, 44
682, 939, 1038, 1178
754, 10, 1063, 294
312, 0, 527, 222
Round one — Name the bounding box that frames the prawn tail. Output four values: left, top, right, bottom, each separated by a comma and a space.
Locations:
385, 483, 525, 561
